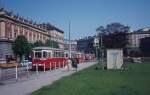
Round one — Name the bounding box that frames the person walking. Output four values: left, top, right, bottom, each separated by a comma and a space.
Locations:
71, 58, 78, 71
67, 58, 72, 71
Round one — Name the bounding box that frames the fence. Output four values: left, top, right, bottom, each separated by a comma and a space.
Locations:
0, 61, 67, 84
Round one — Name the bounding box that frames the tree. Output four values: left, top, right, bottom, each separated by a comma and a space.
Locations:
96, 22, 130, 57
103, 32, 128, 48
32, 40, 59, 48
45, 40, 59, 48
96, 26, 105, 35
12, 35, 32, 62
32, 41, 44, 47
140, 37, 150, 56
106, 22, 130, 33
96, 22, 129, 49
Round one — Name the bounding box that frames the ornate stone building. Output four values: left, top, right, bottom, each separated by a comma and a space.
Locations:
0, 8, 64, 63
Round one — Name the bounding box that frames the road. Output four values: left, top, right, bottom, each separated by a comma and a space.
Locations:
0, 61, 97, 95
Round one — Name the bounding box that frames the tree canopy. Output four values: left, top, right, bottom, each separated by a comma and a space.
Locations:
32, 40, 59, 48
96, 22, 129, 49
32, 41, 44, 47
45, 40, 59, 48
103, 32, 128, 48
96, 22, 130, 35
12, 35, 32, 60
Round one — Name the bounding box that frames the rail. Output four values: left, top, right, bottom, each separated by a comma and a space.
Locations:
0, 60, 94, 84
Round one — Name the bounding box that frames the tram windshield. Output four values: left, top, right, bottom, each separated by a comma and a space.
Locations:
35, 51, 42, 58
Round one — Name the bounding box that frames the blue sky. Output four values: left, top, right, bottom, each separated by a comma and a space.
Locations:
1, 0, 150, 39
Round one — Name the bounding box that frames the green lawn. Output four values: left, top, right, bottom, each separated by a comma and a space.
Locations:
32, 63, 150, 95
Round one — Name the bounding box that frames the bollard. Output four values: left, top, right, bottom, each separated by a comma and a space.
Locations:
55, 62, 57, 70
15, 65, 18, 81
26, 63, 29, 78
36, 64, 38, 76
62, 61, 64, 68
59, 61, 61, 69
49, 62, 51, 71
0, 68, 1, 81
44, 63, 46, 72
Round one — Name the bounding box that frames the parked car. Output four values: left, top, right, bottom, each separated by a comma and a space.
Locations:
21, 60, 32, 67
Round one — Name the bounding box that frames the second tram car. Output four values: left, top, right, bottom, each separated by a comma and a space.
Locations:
64, 51, 85, 63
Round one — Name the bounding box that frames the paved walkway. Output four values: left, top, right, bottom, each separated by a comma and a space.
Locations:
0, 61, 97, 95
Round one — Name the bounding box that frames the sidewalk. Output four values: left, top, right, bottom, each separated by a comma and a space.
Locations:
0, 61, 97, 95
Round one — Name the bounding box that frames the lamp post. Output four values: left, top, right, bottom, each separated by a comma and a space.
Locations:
100, 34, 103, 62
94, 34, 104, 69
94, 37, 99, 61
69, 21, 71, 58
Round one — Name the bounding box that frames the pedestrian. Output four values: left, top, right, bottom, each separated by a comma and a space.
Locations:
75, 58, 78, 71
71, 58, 78, 71
67, 58, 72, 71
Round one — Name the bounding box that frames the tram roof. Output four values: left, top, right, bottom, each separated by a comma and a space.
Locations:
32, 47, 64, 51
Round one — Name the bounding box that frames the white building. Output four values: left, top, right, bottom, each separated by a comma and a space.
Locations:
126, 27, 150, 54
127, 28, 150, 49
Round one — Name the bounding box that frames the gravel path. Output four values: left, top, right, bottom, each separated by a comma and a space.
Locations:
0, 61, 97, 95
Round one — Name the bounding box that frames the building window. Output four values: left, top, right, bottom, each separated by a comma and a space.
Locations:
14, 25, 18, 38
29, 31, 32, 41
19, 26, 23, 35
25, 29, 28, 39
5, 22, 12, 38
37, 33, 39, 40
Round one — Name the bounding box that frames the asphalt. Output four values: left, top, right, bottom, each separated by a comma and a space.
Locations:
0, 61, 97, 95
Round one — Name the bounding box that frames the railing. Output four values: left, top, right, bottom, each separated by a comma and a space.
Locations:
0, 60, 68, 84
0, 59, 93, 84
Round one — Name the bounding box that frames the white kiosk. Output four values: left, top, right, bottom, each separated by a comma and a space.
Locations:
107, 49, 123, 69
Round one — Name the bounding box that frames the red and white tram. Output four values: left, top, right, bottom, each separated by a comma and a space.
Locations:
32, 47, 96, 70
32, 47, 68, 69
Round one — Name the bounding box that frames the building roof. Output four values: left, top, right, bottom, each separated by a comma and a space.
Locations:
127, 27, 150, 34
32, 46, 63, 51
0, 8, 64, 34
39, 23, 64, 33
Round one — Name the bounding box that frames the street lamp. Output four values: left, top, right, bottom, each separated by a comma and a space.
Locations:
94, 37, 99, 60
100, 34, 103, 62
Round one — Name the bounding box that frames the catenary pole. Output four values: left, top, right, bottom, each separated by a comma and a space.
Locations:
69, 21, 71, 58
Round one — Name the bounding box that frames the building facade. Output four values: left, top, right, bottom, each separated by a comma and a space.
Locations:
64, 39, 77, 52
77, 36, 94, 54
126, 28, 150, 55
127, 28, 150, 52
0, 8, 64, 62
39, 23, 64, 49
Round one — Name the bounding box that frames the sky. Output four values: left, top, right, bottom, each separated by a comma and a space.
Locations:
1, 0, 150, 39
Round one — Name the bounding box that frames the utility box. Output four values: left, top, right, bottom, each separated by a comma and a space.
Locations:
107, 49, 123, 69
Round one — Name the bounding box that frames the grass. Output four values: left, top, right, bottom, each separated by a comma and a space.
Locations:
32, 63, 150, 95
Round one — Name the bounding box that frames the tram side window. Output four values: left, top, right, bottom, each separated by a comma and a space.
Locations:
53, 52, 64, 57
49, 52, 51, 58
53, 52, 59, 57
61, 52, 64, 57
35, 52, 42, 58
43, 51, 47, 58
56, 52, 59, 57
54, 52, 56, 57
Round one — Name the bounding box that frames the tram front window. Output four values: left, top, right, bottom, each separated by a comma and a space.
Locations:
35, 52, 42, 58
